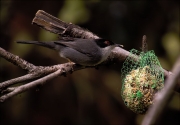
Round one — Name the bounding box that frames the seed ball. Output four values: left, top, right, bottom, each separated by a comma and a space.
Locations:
121, 66, 164, 114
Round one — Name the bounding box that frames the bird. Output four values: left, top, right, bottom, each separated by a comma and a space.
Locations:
17, 37, 122, 66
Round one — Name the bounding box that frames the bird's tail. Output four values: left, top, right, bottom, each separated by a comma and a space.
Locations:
17, 41, 56, 50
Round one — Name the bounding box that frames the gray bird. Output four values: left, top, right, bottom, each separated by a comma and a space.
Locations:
17, 38, 122, 66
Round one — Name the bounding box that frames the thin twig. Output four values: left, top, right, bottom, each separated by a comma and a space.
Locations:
141, 56, 180, 125
0, 69, 62, 102
0, 74, 36, 89
142, 35, 148, 53
0, 47, 36, 72
1, 87, 16, 93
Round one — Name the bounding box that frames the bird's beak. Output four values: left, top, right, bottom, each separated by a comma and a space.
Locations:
116, 44, 124, 47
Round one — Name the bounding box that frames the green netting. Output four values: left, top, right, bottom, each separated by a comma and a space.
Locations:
121, 49, 164, 114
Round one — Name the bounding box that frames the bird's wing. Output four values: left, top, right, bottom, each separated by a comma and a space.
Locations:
54, 39, 98, 57
59, 37, 82, 41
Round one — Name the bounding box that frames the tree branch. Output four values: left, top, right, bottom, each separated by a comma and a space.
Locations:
1, 68, 64, 102
32, 10, 99, 39
0, 52, 87, 102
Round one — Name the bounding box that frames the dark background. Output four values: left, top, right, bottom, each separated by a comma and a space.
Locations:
0, 1, 179, 125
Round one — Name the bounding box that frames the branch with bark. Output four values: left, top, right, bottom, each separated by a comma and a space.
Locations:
0, 11, 179, 124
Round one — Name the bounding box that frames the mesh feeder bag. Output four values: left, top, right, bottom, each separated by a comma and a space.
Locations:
121, 49, 164, 114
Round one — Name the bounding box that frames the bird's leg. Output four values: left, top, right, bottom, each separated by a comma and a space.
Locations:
67, 59, 74, 73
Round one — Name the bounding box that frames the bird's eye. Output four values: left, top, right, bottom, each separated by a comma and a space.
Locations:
104, 41, 110, 45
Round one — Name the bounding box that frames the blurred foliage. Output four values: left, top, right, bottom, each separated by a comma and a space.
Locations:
0, 0, 179, 125
10, 31, 33, 57
38, 29, 58, 41
162, 32, 180, 64
58, 0, 90, 24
